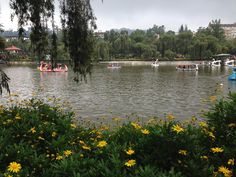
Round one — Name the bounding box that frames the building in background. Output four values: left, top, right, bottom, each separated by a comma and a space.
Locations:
221, 23, 236, 39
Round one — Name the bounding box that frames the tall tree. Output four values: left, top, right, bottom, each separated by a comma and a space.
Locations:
208, 19, 225, 41
60, 0, 96, 81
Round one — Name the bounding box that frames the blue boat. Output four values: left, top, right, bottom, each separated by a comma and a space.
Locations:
228, 67, 236, 80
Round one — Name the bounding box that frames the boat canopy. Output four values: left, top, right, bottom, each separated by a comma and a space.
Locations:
213, 54, 232, 57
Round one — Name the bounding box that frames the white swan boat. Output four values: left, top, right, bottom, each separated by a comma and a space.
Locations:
210, 59, 221, 67
151, 59, 159, 67
224, 58, 235, 66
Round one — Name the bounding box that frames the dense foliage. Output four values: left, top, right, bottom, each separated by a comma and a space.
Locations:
2, 18, 236, 64
94, 20, 236, 61
0, 94, 235, 176
60, 0, 96, 81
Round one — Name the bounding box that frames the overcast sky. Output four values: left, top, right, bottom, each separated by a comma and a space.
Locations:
1, 0, 236, 32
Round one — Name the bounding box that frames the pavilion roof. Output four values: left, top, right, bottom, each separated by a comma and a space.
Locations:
5, 45, 21, 51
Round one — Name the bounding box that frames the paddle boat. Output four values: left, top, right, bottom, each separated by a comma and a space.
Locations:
39, 61, 68, 72
176, 64, 199, 71
210, 59, 221, 67
224, 58, 235, 67
151, 59, 159, 67
228, 67, 236, 80
107, 63, 121, 69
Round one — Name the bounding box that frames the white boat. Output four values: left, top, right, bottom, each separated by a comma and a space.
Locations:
176, 64, 199, 71
224, 58, 235, 66
151, 59, 159, 67
210, 59, 221, 67
107, 63, 121, 69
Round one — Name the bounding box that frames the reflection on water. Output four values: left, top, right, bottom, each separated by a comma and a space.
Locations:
1, 63, 236, 121
228, 80, 236, 93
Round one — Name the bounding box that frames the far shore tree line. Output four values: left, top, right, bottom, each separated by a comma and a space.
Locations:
1, 20, 236, 63
94, 20, 236, 61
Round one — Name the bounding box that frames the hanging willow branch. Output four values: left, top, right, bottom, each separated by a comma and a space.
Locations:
60, 0, 97, 81
0, 70, 10, 95
10, 0, 55, 59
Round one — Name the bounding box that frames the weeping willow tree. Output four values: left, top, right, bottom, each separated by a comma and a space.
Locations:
0, 15, 10, 94
60, 0, 96, 81
10, 0, 55, 61
10, 0, 97, 81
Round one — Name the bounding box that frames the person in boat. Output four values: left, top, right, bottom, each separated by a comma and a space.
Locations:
45, 62, 51, 70
57, 63, 62, 69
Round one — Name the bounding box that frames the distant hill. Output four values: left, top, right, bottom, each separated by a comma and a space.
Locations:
0, 29, 31, 38
109, 28, 136, 35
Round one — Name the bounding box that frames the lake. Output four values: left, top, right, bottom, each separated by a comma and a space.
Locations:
1, 61, 236, 123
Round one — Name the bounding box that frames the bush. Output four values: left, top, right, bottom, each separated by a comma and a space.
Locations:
0, 95, 235, 177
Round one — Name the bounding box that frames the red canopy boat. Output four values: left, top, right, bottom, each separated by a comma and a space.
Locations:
39, 61, 68, 72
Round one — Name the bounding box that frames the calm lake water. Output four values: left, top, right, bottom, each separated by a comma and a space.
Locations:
1, 61, 236, 122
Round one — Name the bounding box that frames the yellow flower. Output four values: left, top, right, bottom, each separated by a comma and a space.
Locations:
70, 141, 76, 145
97, 141, 107, 148
38, 136, 45, 140
112, 117, 122, 121
211, 147, 224, 153
52, 131, 57, 137
82, 145, 91, 151
218, 166, 232, 177
10, 93, 19, 97
228, 159, 234, 166
100, 126, 109, 131
79, 140, 85, 145
15, 113, 21, 120
70, 123, 77, 129
166, 114, 175, 121
7, 162, 22, 173
7, 175, 13, 177
7, 119, 13, 124
63, 150, 72, 157
178, 150, 187, 156
199, 121, 207, 127
200, 155, 208, 160
228, 123, 236, 128
172, 125, 184, 134
126, 149, 135, 155
29, 127, 36, 134
125, 159, 136, 167
56, 155, 63, 160
131, 122, 141, 129
141, 129, 150, 135
208, 131, 215, 140
209, 96, 217, 102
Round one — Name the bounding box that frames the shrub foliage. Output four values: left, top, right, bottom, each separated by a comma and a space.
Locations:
0, 94, 236, 177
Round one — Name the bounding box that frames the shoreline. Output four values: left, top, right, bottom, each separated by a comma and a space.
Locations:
5, 60, 204, 66
99, 60, 203, 66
